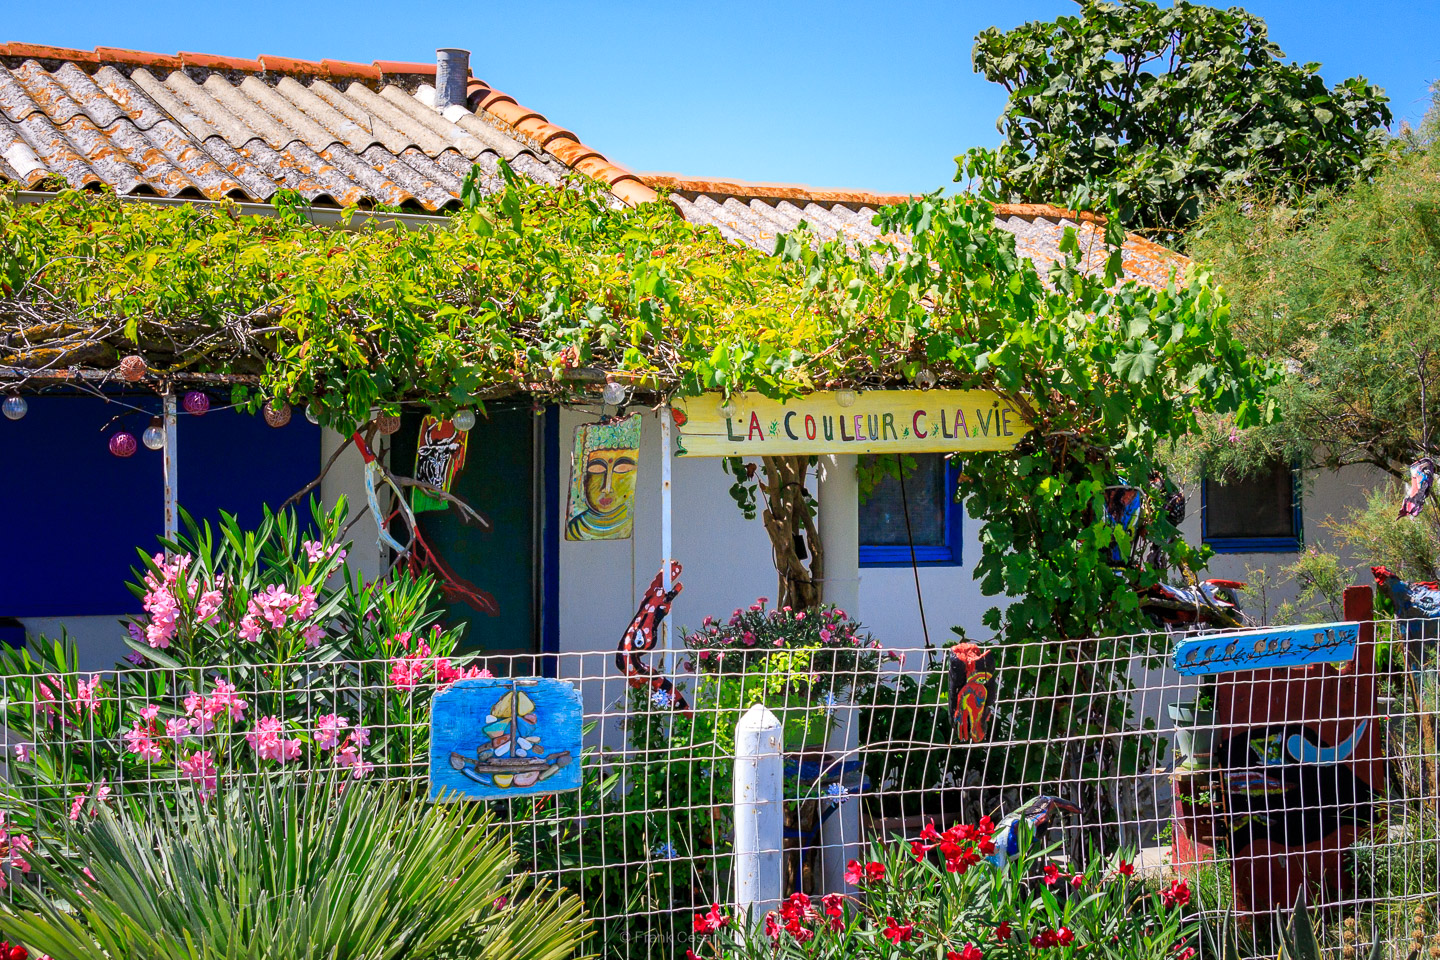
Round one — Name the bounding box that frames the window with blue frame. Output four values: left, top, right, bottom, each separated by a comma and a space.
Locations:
858, 454, 962, 566
1201, 461, 1302, 553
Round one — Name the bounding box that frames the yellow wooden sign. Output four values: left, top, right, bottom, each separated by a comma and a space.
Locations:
673, 390, 1031, 457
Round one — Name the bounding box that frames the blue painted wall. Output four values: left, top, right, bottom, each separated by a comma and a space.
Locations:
0, 395, 318, 617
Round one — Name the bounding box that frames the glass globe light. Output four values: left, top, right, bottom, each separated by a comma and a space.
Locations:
2, 395, 26, 421
602, 381, 626, 406
914, 368, 937, 390
305, 404, 322, 425
835, 389, 858, 408
719, 400, 738, 419
142, 417, 166, 450
452, 407, 477, 432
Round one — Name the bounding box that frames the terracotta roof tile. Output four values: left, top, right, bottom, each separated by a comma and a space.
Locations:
258, 55, 326, 76
372, 60, 437, 78
1, 42, 658, 210
321, 59, 382, 82
94, 47, 180, 70
640, 173, 913, 209
178, 51, 263, 72
2, 42, 100, 64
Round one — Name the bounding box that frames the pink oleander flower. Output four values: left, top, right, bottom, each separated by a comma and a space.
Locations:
74, 675, 102, 715
12, 742, 30, 763
208, 679, 248, 721
124, 722, 162, 763
302, 623, 326, 648
315, 714, 350, 751
349, 726, 371, 748
294, 585, 318, 621
34, 677, 59, 718
302, 540, 347, 564
139, 704, 160, 723
195, 589, 223, 623
246, 715, 302, 763
179, 750, 218, 799
165, 717, 193, 745
238, 616, 263, 642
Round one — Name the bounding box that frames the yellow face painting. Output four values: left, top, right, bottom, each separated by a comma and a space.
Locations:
566, 414, 642, 541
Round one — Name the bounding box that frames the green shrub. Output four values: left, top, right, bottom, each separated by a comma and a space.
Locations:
0, 777, 587, 960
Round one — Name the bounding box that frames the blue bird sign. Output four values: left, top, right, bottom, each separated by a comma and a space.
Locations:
1171, 621, 1359, 676
429, 677, 583, 800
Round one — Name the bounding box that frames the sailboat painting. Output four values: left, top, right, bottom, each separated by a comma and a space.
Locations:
429, 677, 583, 800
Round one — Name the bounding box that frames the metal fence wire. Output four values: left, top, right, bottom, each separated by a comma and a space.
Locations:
0, 620, 1436, 960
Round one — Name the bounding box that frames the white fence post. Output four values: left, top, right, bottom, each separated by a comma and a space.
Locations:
734, 703, 783, 920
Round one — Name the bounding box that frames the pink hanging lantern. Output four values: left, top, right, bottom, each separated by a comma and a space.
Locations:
263, 401, 292, 428
118, 355, 147, 382
182, 390, 210, 415
109, 431, 138, 457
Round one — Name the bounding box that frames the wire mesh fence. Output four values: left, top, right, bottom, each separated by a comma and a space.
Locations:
0, 617, 1436, 960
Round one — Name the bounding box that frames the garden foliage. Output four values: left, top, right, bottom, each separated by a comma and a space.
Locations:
691, 822, 1196, 960
968, 0, 1392, 238
0, 777, 586, 960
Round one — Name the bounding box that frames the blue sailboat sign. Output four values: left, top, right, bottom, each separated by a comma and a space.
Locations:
429, 677, 583, 800
1171, 621, 1360, 676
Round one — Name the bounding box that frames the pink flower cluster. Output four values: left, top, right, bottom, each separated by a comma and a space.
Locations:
246, 715, 303, 763
302, 539, 346, 564
387, 629, 491, 691
179, 750, 217, 798
123, 705, 164, 763
239, 584, 318, 643
314, 714, 374, 785
68, 779, 112, 822
0, 811, 34, 890
180, 680, 249, 737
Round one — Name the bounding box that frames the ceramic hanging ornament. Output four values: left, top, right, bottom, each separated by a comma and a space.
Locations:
263, 401, 292, 428
109, 431, 138, 457
118, 355, 147, 382
182, 390, 210, 415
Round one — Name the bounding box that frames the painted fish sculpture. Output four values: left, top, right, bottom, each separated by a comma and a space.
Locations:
987, 794, 1082, 868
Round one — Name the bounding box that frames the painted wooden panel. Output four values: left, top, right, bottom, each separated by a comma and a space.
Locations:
673, 390, 1031, 457
429, 677, 583, 800
1172, 622, 1359, 676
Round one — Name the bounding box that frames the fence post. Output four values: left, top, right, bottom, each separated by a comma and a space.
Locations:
735, 703, 783, 920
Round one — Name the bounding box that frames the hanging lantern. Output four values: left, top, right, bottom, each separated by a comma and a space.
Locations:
109, 431, 138, 457
374, 413, 402, 436
263, 401, 292, 428
182, 390, 210, 415
118, 355, 147, 382
305, 405, 322, 425
142, 417, 166, 450
835, 389, 858, 407
452, 407, 477, 432
719, 400, 737, 419
602, 381, 626, 406
914, 368, 937, 390
1, 395, 26, 421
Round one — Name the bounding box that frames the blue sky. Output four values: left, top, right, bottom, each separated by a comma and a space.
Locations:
8, 0, 1437, 194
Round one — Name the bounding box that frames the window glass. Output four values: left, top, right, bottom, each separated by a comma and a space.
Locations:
1203, 462, 1297, 540
859, 454, 948, 547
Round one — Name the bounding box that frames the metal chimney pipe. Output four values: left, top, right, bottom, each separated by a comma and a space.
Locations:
435, 48, 470, 111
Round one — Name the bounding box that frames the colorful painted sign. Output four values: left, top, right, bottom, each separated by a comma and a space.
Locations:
673, 390, 1031, 457
412, 416, 469, 513
566, 414, 641, 540
1171, 622, 1359, 676
430, 677, 583, 800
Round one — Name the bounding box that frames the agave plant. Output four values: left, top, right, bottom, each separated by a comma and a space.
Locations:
0, 777, 588, 960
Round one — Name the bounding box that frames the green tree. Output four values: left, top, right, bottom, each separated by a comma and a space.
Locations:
968, 0, 1392, 239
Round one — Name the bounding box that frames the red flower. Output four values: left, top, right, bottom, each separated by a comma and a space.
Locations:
949, 944, 984, 960
0, 944, 26, 960
686, 951, 701, 960
883, 917, 915, 944
864, 861, 887, 882
1071, 873, 1085, 888
1043, 864, 1061, 885
995, 922, 1013, 941
693, 904, 728, 934
978, 836, 997, 856
764, 912, 781, 943
1116, 860, 1135, 877
1177, 949, 1197, 960
978, 815, 995, 834
844, 859, 864, 885
921, 821, 943, 843
821, 892, 844, 930
1057, 927, 1076, 945
912, 839, 933, 861
1160, 878, 1192, 908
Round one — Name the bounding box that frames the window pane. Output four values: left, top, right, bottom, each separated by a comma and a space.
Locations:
859, 455, 948, 547
1204, 463, 1296, 540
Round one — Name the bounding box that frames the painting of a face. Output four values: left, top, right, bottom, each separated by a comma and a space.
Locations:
567, 414, 642, 541
584, 449, 637, 512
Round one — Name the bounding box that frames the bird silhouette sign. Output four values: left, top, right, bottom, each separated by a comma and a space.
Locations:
429, 677, 583, 800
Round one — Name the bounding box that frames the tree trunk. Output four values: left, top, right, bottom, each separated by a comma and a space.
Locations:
759, 455, 825, 610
